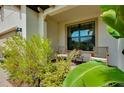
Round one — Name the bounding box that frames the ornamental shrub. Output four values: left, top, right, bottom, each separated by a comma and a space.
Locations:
1, 35, 75, 87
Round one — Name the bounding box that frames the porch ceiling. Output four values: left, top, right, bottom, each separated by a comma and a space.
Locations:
49, 5, 101, 22
27, 5, 51, 13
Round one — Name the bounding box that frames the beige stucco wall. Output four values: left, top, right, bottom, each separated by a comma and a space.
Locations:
0, 5, 26, 38
47, 17, 59, 50
98, 17, 119, 67
26, 7, 39, 40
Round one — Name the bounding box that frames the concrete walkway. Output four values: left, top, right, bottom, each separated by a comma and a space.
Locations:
0, 68, 12, 87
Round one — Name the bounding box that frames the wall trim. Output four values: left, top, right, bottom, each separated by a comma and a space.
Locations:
0, 26, 17, 37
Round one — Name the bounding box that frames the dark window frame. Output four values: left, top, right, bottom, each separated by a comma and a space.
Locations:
67, 20, 96, 51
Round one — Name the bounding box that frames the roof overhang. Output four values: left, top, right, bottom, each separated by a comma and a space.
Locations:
27, 5, 52, 13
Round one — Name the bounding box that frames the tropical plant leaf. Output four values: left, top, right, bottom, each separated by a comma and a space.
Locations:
118, 6, 124, 24
63, 61, 124, 87
107, 25, 121, 39
100, 5, 118, 12
101, 9, 124, 38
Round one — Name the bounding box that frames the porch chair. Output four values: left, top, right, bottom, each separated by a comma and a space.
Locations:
91, 47, 109, 63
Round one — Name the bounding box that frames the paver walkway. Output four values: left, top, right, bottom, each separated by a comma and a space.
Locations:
0, 68, 12, 87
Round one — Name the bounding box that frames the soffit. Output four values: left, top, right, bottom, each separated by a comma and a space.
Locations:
50, 5, 101, 22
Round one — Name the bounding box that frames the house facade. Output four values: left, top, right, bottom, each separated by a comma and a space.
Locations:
0, 5, 124, 71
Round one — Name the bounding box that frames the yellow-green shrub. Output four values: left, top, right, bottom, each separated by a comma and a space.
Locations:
1, 35, 73, 87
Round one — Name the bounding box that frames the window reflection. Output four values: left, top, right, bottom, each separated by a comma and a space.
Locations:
71, 31, 79, 37
67, 21, 95, 51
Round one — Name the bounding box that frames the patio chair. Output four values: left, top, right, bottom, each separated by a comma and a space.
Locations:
91, 47, 109, 63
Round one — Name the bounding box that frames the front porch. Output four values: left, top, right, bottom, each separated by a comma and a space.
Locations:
45, 5, 111, 60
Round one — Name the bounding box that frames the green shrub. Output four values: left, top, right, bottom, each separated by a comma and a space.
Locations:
1, 35, 74, 87
40, 61, 70, 86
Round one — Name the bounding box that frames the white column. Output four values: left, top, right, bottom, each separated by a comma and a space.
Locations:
38, 13, 47, 38
19, 5, 27, 39
117, 38, 124, 71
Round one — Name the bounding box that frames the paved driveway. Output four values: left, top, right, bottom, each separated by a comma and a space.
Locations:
0, 68, 12, 87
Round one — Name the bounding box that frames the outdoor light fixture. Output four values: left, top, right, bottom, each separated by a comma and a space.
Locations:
16, 27, 22, 36
16, 27, 22, 32
122, 49, 124, 55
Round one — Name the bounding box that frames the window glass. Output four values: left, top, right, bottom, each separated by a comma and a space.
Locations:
67, 21, 95, 51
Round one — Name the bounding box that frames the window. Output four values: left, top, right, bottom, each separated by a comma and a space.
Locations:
67, 21, 96, 51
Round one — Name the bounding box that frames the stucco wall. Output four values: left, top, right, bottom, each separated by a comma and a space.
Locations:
26, 7, 39, 40
0, 5, 26, 38
98, 17, 119, 66
58, 22, 66, 51
47, 17, 59, 50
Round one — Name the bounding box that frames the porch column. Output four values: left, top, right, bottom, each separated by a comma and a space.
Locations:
19, 5, 26, 39
117, 38, 124, 71
38, 13, 47, 38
